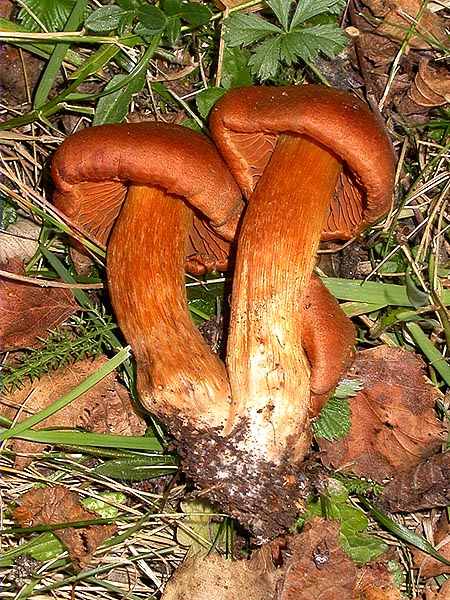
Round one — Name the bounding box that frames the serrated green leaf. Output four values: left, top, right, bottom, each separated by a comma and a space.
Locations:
93, 455, 178, 481
313, 395, 351, 441
221, 47, 254, 89
303, 480, 387, 565
180, 3, 211, 26
266, 0, 291, 30
18, 0, 78, 32
249, 36, 282, 80
196, 87, 227, 119
86, 6, 127, 33
284, 23, 347, 63
81, 492, 126, 518
290, 0, 345, 29
224, 13, 281, 47
333, 378, 362, 399
136, 5, 167, 34
93, 70, 146, 125
341, 531, 388, 564
280, 31, 301, 65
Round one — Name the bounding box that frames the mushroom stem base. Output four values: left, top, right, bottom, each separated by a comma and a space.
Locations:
226, 134, 342, 463
176, 420, 317, 542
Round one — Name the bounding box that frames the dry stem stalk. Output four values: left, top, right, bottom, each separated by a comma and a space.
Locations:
225, 134, 342, 462
107, 185, 231, 430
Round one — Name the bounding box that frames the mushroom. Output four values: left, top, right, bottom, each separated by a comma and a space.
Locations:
205, 85, 395, 538
51, 121, 243, 435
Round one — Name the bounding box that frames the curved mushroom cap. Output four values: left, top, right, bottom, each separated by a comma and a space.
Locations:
210, 85, 395, 240
52, 122, 243, 261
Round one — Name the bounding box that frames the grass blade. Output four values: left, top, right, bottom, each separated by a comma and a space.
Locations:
34, 0, 87, 109
0, 347, 130, 441
0, 428, 162, 450
359, 496, 450, 566
406, 322, 450, 385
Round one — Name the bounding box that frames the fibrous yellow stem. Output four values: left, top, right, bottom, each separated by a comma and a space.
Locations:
107, 185, 231, 431
225, 134, 342, 461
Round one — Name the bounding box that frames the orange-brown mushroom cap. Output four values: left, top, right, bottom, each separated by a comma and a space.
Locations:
210, 85, 395, 240
52, 121, 243, 257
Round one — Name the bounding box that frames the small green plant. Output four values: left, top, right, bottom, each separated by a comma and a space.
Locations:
313, 378, 362, 441
224, 0, 347, 80
0, 317, 117, 390
300, 479, 388, 564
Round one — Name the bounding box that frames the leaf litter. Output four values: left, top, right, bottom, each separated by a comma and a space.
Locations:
0, 0, 449, 597
0, 356, 147, 468
318, 346, 446, 481
13, 485, 117, 570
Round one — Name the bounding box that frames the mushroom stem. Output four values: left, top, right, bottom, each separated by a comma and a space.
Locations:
107, 184, 231, 431
225, 134, 342, 461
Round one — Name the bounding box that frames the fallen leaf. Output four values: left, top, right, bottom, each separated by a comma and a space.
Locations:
0, 0, 13, 18
0, 258, 78, 351
1, 357, 147, 468
408, 59, 450, 107
362, 0, 447, 49
279, 518, 357, 600
318, 346, 446, 481
411, 514, 450, 578
0, 45, 42, 104
162, 550, 277, 600
0, 219, 40, 264
380, 451, 450, 513
13, 485, 117, 570
304, 479, 388, 565
356, 563, 404, 599
162, 519, 404, 600
423, 581, 450, 600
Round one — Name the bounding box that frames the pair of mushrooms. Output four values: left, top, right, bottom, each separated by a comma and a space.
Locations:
52, 85, 395, 539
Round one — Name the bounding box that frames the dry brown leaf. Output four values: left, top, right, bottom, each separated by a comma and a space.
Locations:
356, 563, 404, 599
318, 346, 446, 481
363, 0, 447, 49
0, 0, 13, 18
162, 520, 406, 600
278, 518, 357, 600
13, 485, 117, 570
424, 581, 450, 600
0, 219, 40, 264
1, 357, 147, 468
0, 45, 42, 104
0, 258, 78, 350
411, 514, 450, 578
162, 550, 277, 600
409, 59, 450, 106
380, 451, 450, 513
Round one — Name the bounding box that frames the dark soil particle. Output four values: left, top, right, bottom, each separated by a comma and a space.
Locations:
167, 415, 317, 542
